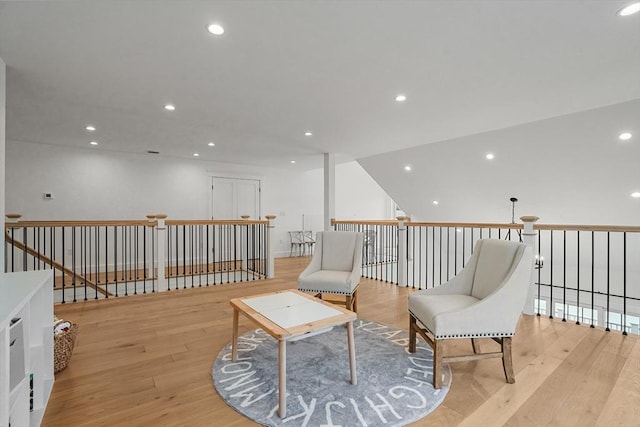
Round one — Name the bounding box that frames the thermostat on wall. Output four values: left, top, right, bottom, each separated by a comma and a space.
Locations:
43, 192, 54, 200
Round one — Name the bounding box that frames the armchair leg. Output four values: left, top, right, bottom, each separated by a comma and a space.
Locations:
502, 337, 515, 384
408, 314, 442, 389
346, 295, 353, 311
352, 289, 358, 313
433, 339, 443, 389
409, 315, 417, 353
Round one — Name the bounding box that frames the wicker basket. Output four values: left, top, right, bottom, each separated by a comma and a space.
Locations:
54, 322, 79, 374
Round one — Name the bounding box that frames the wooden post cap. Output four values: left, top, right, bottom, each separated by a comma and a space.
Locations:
396, 216, 410, 221
146, 214, 156, 220
265, 215, 276, 220
5, 213, 22, 220
155, 214, 168, 219
520, 216, 540, 223
240, 215, 250, 220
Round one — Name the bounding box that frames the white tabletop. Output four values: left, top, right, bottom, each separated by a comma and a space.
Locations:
242, 291, 344, 330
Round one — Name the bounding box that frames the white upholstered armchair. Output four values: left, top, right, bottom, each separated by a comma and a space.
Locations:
298, 231, 364, 312
408, 238, 533, 388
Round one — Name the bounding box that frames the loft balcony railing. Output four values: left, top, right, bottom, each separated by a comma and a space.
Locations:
4, 214, 276, 303
333, 218, 640, 336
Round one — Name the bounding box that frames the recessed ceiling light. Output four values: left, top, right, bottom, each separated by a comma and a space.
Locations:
89, 141, 98, 146
304, 131, 313, 137
208, 142, 215, 147
290, 160, 296, 164
404, 165, 412, 171
631, 191, 640, 198
395, 94, 407, 102
164, 104, 175, 111
618, 2, 640, 16
85, 125, 96, 131
207, 24, 225, 35
486, 153, 495, 160
193, 153, 199, 157
619, 132, 633, 141
432, 200, 439, 205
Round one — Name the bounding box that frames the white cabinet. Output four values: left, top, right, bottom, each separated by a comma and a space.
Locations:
0, 271, 54, 427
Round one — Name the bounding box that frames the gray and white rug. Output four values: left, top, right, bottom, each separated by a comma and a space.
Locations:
212, 319, 451, 427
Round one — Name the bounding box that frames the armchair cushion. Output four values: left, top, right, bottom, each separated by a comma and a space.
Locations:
409, 294, 479, 335
298, 270, 357, 294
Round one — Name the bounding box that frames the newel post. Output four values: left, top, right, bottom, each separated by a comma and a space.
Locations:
265, 215, 276, 278
155, 214, 168, 292
397, 216, 410, 287
520, 215, 539, 315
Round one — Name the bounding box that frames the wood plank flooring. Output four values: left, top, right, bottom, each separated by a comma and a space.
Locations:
44, 256, 640, 426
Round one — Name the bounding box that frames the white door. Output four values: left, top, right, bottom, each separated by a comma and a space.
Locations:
211, 177, 261, 219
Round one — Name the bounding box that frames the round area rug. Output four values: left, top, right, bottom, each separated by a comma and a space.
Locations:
212, 319, 451, 427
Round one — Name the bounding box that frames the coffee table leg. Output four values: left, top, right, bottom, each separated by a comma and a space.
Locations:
231, 309, 239, 361
279, 339, 287, 418
347, 321, 357, 385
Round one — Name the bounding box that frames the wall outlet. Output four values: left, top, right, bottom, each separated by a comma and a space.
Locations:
43, 192, 54, 200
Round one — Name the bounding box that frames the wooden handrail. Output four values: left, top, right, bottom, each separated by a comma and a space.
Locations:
332, 219, 400, 226
406, 221, 523, 229
332, 219, 640, 233
4, 219, 269, 229
5, 220, 154, 228
533, 224, 640, 232
4, 231, 111, 297
165, 219, 268, 226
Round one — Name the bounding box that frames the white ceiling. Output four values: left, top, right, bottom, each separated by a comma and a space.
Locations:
1, 0, 638, 170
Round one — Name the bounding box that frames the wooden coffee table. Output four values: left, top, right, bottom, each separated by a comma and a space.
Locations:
230, 289, 357, 418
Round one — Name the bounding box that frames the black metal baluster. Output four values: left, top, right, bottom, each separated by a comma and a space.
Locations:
206, 224, 210, 285
431, 226, 435, 287
549, 230, 553, 318
72, 227, 77, 303
576, 231, 580, 325
213, 224, 218, 285
123, 226, 128, 296
233, 224, 238, 283
151, 224, 156, 292
606, 232, 611, 332
438, 227, 443, 285
590, 231, 595, 328
92, 225, 100, 300
105, 226, 109, 298
446, 227, 450, 281
562, 230, 566, 322
537, 230, 541, 316
61, 227, 66, 304
182, 224, 187, 289
462, 227, 466, 268
622, 233, 627, 335
142, 225, 147, 294
114, 226, 119, 297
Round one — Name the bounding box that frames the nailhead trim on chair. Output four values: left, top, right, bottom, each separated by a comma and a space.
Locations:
435, 332, 515, 339
298, 288, 353, 295
409, 310, 514, 339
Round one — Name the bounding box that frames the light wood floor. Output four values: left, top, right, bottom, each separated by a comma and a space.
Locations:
45, 257, 640, 426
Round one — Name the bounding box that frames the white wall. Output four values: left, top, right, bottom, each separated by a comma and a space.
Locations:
5, 141, 390, 257
359, 100, 640, 226
0, 57, 5, 272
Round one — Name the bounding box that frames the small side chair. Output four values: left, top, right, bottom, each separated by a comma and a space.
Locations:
408, 238, 533, 388
298, 231, 364, 312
